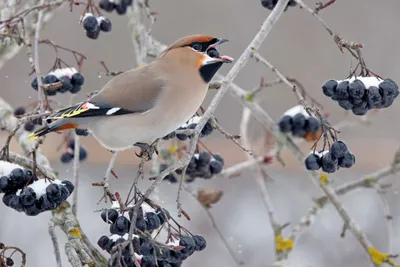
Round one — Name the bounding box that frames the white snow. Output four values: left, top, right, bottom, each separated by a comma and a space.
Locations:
187, 116, 201, 125
283, 105, 310, 118
319, 150, 329, 156
336, 76, 383, 90
27, 179, 62, 200
0, 161, 23, 177
166, 239, 181, 247
141, 202, 155, 214
122, 233, 139, 240
82, 12, 93, 22
179, 116, 201, 129
356, 76, 382, 89
97, 16, 106, 24
53, 69, 64, 78
111, 201, 120, 209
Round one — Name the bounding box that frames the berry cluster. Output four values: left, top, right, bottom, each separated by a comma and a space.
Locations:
75, 128, 89, 136
304, 141, 355, 173
31, 68, 84, 95
162, 151, 224, 183
261, 0, 296, 10
98, 203, 206, 267
13, 107, 43, 132
60, 139, 88, 164
162, 116, 213, 141
0, 242, 14, 267
0, 167, 74, 216
99, 0, 133, 15
278, 105, 321, 140
100, 203, 163, 238
322, 77, 399, 116
82, 13, 112, 40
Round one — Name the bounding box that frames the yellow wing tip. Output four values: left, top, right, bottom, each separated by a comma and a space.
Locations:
27, 133, 38, 141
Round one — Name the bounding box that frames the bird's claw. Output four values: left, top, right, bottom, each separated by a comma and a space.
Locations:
134, 142, 158, 161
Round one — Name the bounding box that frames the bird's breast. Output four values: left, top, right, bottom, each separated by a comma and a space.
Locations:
149, 82, 209, 134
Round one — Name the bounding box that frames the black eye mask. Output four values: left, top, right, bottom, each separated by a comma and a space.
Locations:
188, 38, 218, 52
206, 48, 220, 58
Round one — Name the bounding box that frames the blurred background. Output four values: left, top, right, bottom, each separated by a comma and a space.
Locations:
1, 0, 400, 266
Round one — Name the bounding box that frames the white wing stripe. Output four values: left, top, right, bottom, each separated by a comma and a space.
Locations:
106, 107, 121, 115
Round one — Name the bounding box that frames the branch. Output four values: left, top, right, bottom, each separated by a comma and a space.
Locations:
240, 107, 291, 260
0, 96, 54, 173
315, 163, 400, 206
72, 134, 80, 215
139, 0, 292, 203
182, 184, 244, 266
0, 96, 106, 266
251, 52, 305, 103
0, 0, 66, 70
33, 0, 46, 112
48, 220, 63, 267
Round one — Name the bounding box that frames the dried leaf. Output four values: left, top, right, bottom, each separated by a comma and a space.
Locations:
197, 188, 223, 207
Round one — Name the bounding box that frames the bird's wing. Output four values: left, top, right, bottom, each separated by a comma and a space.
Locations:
48, 64, 166, 120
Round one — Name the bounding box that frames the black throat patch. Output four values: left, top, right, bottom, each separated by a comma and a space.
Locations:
199, 62, 223, 83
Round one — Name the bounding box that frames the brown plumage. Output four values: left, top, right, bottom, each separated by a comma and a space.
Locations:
28, 34, 233, 152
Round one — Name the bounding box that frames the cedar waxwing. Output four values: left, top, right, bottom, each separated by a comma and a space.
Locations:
28, 35, 233, 154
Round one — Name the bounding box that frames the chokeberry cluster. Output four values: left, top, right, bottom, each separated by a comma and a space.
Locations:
100, 203, 164, 238
260, 0, 296, 10
75, 128, 89, 136
31, 68, 85, 95
278, 105, 321, 141
304, 141, 355, 173
162, 151, 224, 183
322, 76, 399, 116
13, 107, 43, 132
0, 166, 74, 216
99, 0, 133, 15
162, 116, 213, 141
82, 13, 112, 40
98, 203, 206, 267
60, 139, 88, 164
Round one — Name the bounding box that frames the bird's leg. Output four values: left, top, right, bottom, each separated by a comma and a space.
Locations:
133, 139, 159, 161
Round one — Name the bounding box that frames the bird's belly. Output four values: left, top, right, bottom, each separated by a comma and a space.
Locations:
87, 115, 165, 151
87, 85, 207, 151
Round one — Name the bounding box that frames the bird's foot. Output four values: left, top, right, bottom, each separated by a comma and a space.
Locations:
133, 141, 159, 161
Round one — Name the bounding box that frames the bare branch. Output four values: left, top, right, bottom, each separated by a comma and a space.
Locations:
48, 220, 63, 267
183, 184, 244, 266
72, 134, 80, 216
33, 0, 46, 112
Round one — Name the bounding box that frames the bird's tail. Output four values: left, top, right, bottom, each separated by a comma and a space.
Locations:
27, 119, 78, 141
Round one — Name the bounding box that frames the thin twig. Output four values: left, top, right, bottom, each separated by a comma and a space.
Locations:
210, 117, 252, 155
72, 133, 80, 216
375, 184, 393, 255
176, 166, 188, 217
182, 184, 244, 266
252, 52, 305, 104
240, 107, 285, 260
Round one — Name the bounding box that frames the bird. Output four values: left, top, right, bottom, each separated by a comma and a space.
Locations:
28, 34, 233, 157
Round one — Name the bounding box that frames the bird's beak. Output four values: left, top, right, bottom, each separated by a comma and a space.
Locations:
209, 38, 234, 64
218, 55, 234, 63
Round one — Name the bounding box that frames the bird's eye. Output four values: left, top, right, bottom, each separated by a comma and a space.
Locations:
191, 43, 202, 51
207, 48, 220, 58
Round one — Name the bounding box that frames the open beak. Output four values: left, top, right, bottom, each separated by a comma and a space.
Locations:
209, 38, 234, 63
218, 55, 234, 63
